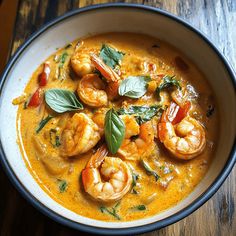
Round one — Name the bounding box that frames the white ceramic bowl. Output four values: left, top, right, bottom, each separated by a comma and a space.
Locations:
0, 4, 235, 235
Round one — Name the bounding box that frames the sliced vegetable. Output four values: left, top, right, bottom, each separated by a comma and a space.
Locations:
49, 129, 61, 147
45, 89, 83, 113
131, 172, 139, 194
141, 160, 159, 181
131, 205, 147, 211
104, 108, 125, 154
28, 88, 42, 107
118, 105, 164, 125
100, 44, 125, 69
118, 76, 151, 98
57, 179, 68, 193
38, 63, 50, 86
161, 101, 191, 125
36, 115, 53, 134
156, 75, 181, 96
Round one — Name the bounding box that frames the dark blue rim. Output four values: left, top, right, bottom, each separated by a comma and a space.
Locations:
0, 3, 235, 235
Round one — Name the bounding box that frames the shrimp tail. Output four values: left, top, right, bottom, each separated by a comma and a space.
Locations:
86, 144, 108, 168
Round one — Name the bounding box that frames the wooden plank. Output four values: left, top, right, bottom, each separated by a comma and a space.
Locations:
0, 0, 235, 235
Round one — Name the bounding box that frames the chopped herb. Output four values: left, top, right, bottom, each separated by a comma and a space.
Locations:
206, 105, 215, 118
100, 203, 121, 220
118, 105, 164, 125
100, 44, 125, 69
131, 205, 147, 211
57, 179, 68, 193
156, 75, 181, 97
131, 172, 139, 194
50, 129, 61, 147
36, 115, 53, 134
141, 160, 160, 181
58, 52, 69, 68
23, 101, 27, 109
65, 43, 72, 49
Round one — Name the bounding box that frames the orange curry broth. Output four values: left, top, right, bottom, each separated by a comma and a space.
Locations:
16, 33, 218, 222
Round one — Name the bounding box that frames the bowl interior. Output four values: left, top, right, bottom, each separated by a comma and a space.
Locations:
0, 6, 235, 229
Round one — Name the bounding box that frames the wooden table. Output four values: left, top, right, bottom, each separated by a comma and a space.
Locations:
0, 1, 235, 235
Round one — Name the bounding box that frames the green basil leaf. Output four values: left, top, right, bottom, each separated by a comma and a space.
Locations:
118, 76, 151, 98
118, 105, 164, 125
99, 44, 125, 69
45, 89, 83, 113
104, 108, 125, 154
36, 115, 53, 134
141, 160, 160, 181
156, 75, 181, 96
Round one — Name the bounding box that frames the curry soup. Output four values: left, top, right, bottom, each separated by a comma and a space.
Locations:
14, 33, 218, 222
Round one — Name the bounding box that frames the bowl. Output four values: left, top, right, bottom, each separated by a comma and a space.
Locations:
0, 3, 235, 235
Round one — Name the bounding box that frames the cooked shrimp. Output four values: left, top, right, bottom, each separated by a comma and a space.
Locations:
158, 102, 206, 160
77, 74, 108, 107
61, 113, 100, 156
91, 53, 120, 100
92, 108, 108, 135
118, 117, 155, 160
82, 145, 132, 202
71, 50, 95, 77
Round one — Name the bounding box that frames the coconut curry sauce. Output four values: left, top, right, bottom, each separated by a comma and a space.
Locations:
14, 33, 218, 221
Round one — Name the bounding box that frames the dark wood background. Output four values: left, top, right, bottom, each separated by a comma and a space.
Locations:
0, 0, 235, 235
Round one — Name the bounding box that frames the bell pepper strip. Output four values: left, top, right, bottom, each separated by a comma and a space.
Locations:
38, 63, 50, 86
28, 88, 42, 107
161, 101, 191, 124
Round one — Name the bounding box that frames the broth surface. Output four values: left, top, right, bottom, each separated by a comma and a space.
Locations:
16, 33, 218, 221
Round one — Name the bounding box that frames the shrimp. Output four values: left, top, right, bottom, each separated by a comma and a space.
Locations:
82, 145, 132, 202
71, 49, 95, 77
91, 53, 120, 100
118, 116, 156, 160
92, 108, 108, 135
158, 102, 206, 160
77, 74, 108, 107
61, 113, 100, 156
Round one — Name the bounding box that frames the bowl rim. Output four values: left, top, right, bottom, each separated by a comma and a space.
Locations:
0, 3, 235, 235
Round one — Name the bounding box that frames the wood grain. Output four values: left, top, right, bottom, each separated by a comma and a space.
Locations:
0, 0, 235, 235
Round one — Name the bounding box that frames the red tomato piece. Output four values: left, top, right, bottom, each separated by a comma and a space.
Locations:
38, 63, 50, 86
28, 88, 41, 107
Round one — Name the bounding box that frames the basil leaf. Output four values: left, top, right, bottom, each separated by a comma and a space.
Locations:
100, 44, 125, 69
36, 115, 53, 134
118, 105, 164, 125
156, 75, 181, 96
45, 89, 83, 113
104, 108, 125, 154
118, 76, 151, 98
141, 160, 160, 181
